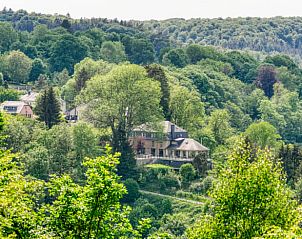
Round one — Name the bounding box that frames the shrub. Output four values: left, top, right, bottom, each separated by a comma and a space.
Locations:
180, 163, 196, 185
122, 178, 140, 203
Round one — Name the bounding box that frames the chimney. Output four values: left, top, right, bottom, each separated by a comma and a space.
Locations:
171, 124, 175, 140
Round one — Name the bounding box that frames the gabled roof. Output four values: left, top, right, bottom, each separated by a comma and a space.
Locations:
169, 138, 209, 152
133, 121, 187, 134
20, 92, 39, 103
1, 101, 28, 114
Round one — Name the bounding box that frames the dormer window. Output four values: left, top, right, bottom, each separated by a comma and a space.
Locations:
4, 106, 17, 111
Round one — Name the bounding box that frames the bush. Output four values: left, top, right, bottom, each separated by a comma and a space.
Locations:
180, 163, 196, 185
0, 87, 20, 102
122, 178, 140, 203
159, 172, 181, 192
129, 198, 159, 227
189, 176, 214, 196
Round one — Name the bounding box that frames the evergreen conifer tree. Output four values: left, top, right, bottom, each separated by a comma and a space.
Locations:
146, 64, 171, 120
35, 87, 61, 128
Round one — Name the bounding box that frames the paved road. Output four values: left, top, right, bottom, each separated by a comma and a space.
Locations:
139, 190, 204, 205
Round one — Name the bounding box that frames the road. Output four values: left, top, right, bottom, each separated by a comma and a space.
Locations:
139, 190, 204, 205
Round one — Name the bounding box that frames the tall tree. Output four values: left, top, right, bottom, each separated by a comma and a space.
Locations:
100, 41, 127, 63
244, 121, 281, 149
256, 64, 278, 98
49, 34, 88, 74
200, 109, 233, 150
29, 58, 47, 81
122, 36, 155, 65
34, 87, 61, 128
187, 140, 299, 239
74, 58, 113, 92
169, 84, 204, 133
79, 64, 163, 177
0, 22, 18, 53
146, 64, 171, 120
3, 50, 32, 83
162, 48, 189, 68
61, 19, 71, 32
279, 144, 302, 185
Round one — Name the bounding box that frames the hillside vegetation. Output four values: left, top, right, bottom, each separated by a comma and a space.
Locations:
1, 8, 302, 239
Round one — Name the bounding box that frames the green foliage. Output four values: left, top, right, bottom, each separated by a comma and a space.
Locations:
265, 54, 298, 70
244, 121, 281, 149
259, 84, 302, 143
19, 122, 100, 181
162, 48, 189, 68
122, 36, 155, 65
74, 57, 113, 93
179, 163, 196, 185
122, 178, 141, 203
279, 144, 302, 185
0, 87, 20, 102
44, 147, 134, 238
224, 51, 258, 83
51, 68, 70, 86
189, 176, 214, 196
0, 151, 44, 239
200, 109, 234, 150
187, 140, 299, 239
140, 165, 180, 193
169, 84, 204, 133
79, 64, 162, 130
49, 34, 88, 74
0, 140, 145, 238
100, 41, 127, 63
186, 44, 222, 64
145, 164, 173, 170
158, 172, 181, 192
0, 22, 18, 53
79, 64, 163, 177
146, 64, 171, 120
3, 10, 302, 238
2, 50, 32, 83
34, 87, 61, 128
29, 58, 47, 81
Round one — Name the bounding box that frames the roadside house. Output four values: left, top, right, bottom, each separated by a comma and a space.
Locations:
65, 104, 87, 122
1, 101, 33, 118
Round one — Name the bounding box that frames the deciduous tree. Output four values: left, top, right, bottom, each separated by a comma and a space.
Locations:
187, 140, 299, 239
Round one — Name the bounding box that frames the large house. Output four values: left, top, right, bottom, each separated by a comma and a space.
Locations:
1, 101, 33, 118
129, 121, 209, 167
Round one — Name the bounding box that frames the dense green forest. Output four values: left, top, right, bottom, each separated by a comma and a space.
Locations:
2, 8, 302, 239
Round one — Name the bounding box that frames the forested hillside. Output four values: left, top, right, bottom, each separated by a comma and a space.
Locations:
2, 8, 302, 239
2, 8, 302, 60
140, 17, 302, 60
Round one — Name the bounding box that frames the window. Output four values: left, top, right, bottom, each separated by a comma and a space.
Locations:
152, 141, 155, 147
176, 150, 180, 158
159, 149, 164, 157
4, 106, 17, 111
137, 147, 145, 155
151, 148, 156, 156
